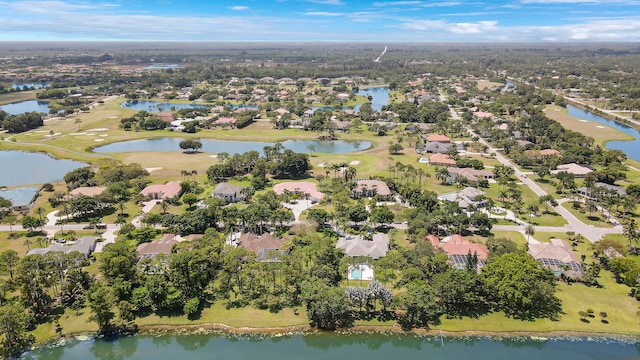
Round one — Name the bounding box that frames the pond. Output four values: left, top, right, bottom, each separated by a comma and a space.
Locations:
355, 87, 390, 111
21, 333, 640, 360
0, 151, 86, 186
0, 100, 51, 115
11, 83, 50, 90
121, 100, 210, 113
311, 87, 390, 113
566, 105, 640, 162
93, 138, 372, 155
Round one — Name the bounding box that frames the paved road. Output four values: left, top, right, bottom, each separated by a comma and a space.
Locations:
446, 99, 623, 243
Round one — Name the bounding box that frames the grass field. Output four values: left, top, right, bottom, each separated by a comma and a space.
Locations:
561, 202, 615, 228
0, 90, 38, 105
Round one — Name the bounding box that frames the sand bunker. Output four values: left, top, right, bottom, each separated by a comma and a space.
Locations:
595, 126, 605, 129
145, 167, 162, 173
108, 116, 118, 119
349, 160, 360, 166
86, 128, 108, 132
94, 139, 105, 142
579, 120, 588, 123
209, 155, 218, 158
100, 134, 108, 137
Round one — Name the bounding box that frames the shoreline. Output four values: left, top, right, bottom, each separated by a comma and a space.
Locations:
34, 322, 640, 351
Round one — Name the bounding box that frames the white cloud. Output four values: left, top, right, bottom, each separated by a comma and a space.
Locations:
399, 16, 640, 41
401, 19, 498, 33
229, 5, 249, 11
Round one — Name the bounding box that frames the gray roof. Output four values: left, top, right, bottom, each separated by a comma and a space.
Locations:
336, 233, 389, 259
27, 236, 97, 258
213, 183, 244, 197
0, 187, 39, 207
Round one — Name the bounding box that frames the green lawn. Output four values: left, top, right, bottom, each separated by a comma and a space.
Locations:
561, 202, 615, 228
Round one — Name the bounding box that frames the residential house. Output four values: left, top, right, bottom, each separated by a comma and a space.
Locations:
551, 163, 594, 177
303, 109, 315, 118
27, 236, 97, 259
140, 181, 181, 200
426, 134, 451, 143
336, 233, 389, 260
528, 238, 584, 279
273, 181, 324, 201
213, 117, 236, 126
438, 187, 488, 209
212, 182, 246, 203
577, 182, 626, 199
421, 141, 453, 154
428, 234, 488, 270
238, 232, 289, 261
525, 149, 561, 159
136, 234, 178, 260
428, 153, 456, 167
351, 179, 391, 200
446, 167, 494, 184
0, 187, 39, 212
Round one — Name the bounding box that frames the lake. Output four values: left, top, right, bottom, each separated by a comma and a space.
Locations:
566, 105, 640, 162
121, 101, 210, 113
21, 333, 640, 360
355, 87, 390, 111
0, 100, 51, 115
0, 151, 86, 186
312, 87, 390, 113
93, 138, 372, 155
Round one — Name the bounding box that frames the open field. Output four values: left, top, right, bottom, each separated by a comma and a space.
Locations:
476, 80, 504, 90
0, 90, 38, 105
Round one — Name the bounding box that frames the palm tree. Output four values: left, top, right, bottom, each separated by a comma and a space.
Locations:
525, 224, 535, 242
526, 203, 539, 224
23, 239, 32, 251
344, 166, 357, 183
623, 218, 639, 252
35, 207, 46, 222
160, 200, 169, 214
436, 167, 449, 183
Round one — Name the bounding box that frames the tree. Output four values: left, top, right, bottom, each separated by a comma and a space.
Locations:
0, 250, 19, 279
21, 215, 44, 233
623, 218, 639, 252
179, 139, 203, 153
302, 280, 353, 330
0, 302, 35, 357
0, 197, 12, 220
86, 282, 115, 331
525, 224, 535, 242
395, 282, 442, 330
482, 252, 561, 320
370, 206, 394, 227
3, 215, 17, 235
181, 193, 199, 208
388, 142, 404, 155
347, 203, 368, 227
99, 241, 138, 284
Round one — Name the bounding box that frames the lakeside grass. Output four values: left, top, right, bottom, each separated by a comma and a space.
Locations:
0, 90, 38, 105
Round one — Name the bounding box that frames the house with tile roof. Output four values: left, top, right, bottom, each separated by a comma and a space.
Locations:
238, 233, 289, 261
428, 234, 488, 270
428, 153, 456, 167
140, 181, 181, 200
528, 238, 584, 279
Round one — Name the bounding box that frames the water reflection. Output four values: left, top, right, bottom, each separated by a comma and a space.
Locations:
89, 335, 138, 360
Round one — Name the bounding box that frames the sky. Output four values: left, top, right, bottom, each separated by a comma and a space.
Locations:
0, 0, 639, 42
